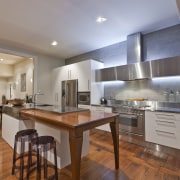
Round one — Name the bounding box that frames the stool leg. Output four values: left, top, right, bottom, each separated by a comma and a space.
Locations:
20, 138, 25, 180
27, 142, 32, 180
37, 148, 41, 180
54, 144, 58, 180
44, 148, 48, 179
12, 135, 17, 175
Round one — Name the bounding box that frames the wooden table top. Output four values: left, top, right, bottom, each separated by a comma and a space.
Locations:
20, 109, 118, 131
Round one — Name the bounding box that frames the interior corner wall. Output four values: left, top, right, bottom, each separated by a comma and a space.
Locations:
35, 54, 65, 104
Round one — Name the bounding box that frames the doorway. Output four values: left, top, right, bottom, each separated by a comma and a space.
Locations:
0, 52, 35, 103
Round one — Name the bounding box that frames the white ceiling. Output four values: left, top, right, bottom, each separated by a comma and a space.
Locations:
0, 53, 27, 65
0, 0, 179, 59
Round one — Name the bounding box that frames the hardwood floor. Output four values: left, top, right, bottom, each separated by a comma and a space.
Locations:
0, 128, 180, 179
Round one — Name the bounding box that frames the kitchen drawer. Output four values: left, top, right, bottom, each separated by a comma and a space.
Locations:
145, 111, 180, 149
91, 106, 112, 113
91, 106, 105, 112
155, 113, 176, 121
153, 128, 179, 149
78, 104, 91, 110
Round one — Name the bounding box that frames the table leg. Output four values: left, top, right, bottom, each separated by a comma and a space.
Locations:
110, 117, 119, 169
69, 131, 83, 180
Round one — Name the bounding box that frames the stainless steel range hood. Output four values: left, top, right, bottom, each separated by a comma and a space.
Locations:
96, 32, 180, 82
116, 33, 151, 80
116, 60, 151, 81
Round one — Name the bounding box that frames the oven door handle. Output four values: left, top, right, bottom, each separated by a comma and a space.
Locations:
119, 114, 137, 119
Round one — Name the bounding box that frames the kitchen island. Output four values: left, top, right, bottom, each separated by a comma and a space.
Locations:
20, 108, 119, 180
2, 104, 91, 169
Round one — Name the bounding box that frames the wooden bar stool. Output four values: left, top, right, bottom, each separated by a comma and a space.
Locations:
12, 129, 38, 180
28, 136, 58, 180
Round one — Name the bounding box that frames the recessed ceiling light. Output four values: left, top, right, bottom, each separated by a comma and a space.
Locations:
51, 41, 58, 46
0, 58, 4, 61
96, 16, 107, 23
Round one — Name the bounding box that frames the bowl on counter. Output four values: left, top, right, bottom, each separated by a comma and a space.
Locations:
8, 99, 25, 106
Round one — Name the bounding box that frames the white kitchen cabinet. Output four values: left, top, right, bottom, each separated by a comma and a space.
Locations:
52, 64, 79, 82
66, 60, 103, 93
52, 59, 104, 105
75, 60, 91, 91
145, 111, 180, 149
91, 105, 113, 132
2, 114, 34, 149
52, 67, 63, 105
65, 63, 79, 80
78, 104, 91, 110
89, 60, 104, 104
62, 64, 79, 80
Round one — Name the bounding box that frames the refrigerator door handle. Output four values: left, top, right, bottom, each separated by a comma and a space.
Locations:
66, 83, 69, 106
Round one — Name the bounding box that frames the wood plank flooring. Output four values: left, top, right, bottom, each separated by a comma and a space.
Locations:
0, 128, 180, 179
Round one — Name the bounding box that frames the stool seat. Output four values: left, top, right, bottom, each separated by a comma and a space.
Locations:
12, 129, 38, 180
28, 136, 58, 180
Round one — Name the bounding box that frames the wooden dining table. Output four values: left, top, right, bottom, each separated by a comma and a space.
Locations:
20, 108, 119, 180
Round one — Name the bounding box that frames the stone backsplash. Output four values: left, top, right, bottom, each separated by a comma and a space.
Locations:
104, 77, 180, 102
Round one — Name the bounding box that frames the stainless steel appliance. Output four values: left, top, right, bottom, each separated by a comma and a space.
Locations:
61, 79, 78, 107
78, 92, 90, 105
113, 105, 145, 136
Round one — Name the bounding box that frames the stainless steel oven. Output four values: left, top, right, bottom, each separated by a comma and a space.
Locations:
78, 92, 90, 105
119, 112, 144, 135
114, 107, 145, 136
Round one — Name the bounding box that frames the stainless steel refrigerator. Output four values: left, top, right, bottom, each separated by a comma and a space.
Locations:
61, 79, 78, 107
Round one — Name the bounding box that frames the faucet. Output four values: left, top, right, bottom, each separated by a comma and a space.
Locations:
33, 91, 44, 105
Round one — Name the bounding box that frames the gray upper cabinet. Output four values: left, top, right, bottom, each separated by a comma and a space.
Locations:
150, 56, 180, 78
96, 56, 180, 82
96, 67, 117, 81
116, 64, 130, 81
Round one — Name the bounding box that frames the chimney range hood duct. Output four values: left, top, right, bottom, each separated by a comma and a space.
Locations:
127, 32, 142, 64
116, 33, 151, 81
96, 32, 180, 82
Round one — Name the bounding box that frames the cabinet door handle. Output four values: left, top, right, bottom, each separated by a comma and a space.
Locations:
70, 70, 71, 79
156, 120, 175, 124
156, 114, 175, 120
155, 130, 175, 135
68, 70, 69, 79
88, 80, 89, 90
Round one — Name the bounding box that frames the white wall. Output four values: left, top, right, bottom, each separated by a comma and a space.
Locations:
0, 78, 8, 103
35, 54, 65, 104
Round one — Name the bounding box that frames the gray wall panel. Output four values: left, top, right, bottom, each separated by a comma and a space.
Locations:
143, 24, 180, 61
65, 41, 127, 67
66, 24, 180, 67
